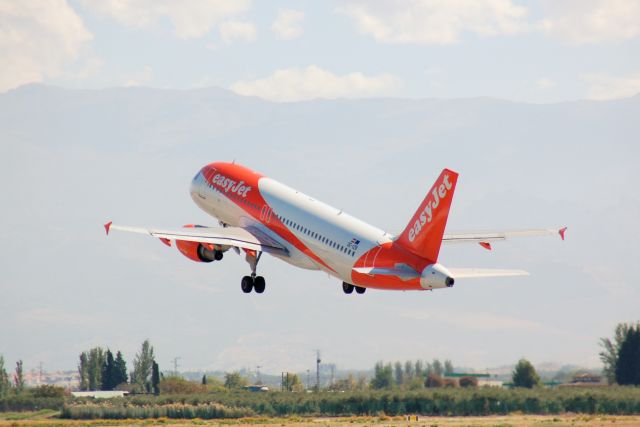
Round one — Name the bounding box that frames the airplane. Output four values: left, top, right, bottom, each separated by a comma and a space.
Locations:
105, 162, 566, 295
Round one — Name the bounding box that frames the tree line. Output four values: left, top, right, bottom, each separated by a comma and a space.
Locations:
77, 339, 159, 394
0, 357, 24, 397
600, 321, 640, 385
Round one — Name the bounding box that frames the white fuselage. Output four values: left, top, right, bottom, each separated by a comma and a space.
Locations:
190, 172, 391, 282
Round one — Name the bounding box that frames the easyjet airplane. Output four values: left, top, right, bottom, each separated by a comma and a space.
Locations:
105, 162, 566, 294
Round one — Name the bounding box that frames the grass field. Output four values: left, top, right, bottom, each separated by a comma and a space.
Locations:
2, 412, 640, 427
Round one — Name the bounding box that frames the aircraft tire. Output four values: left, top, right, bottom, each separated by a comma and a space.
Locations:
241, 276, 253, 293
355, 286, 366, 294
214, 250, 223, 261
254, 276, 266, 293
342, 282, 354, 294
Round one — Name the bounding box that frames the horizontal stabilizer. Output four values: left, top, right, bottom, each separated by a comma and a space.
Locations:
443, 227, 567, 244
448, 268, 529, 279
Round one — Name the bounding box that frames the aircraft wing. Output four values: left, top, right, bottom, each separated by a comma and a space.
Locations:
104, 222, 289, 256
442, 227, 566, 247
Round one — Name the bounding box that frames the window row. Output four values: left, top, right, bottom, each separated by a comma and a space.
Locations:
275, 214, 356, 257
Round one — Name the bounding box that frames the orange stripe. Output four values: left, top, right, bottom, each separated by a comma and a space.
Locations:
204, 163, 336, 273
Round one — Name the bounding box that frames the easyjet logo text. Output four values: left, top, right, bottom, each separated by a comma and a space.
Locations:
408, 174, 453, 242
211, 173, 252, 197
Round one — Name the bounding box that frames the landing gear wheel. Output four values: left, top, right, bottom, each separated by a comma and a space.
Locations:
214, 250, 223, 261
342, 282, 354, 294
254, 276, 266, 293
355, 286, 366, 294
241, 276, 253, 293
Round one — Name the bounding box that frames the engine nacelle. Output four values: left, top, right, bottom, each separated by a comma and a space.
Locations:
420, 263, 455, 289
175, 240, 219, 263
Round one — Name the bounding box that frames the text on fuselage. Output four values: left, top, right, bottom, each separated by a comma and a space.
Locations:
211, 173, 252, 197
408, 174, 452, 242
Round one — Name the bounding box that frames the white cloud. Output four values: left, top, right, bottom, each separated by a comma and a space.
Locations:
337, 0, 528, 44
230, 65, 400, 102
583, 72, 640, 100
83, 0, 251, 39
272, 9, 304, 40
540, 0, 640, 44
0, 0, 93, 92
123, 65, 154, 87
537, 78, 555, 89
219, 20, 256, 44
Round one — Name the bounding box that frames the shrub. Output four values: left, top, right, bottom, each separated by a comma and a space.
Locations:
425, 374, 444, 388
459, 377, 478, 388
159, 376, 206, 394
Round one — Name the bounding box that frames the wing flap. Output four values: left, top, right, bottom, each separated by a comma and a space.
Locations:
107, 224, 289, 256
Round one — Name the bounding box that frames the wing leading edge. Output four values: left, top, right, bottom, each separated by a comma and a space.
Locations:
104, 222, 289, 256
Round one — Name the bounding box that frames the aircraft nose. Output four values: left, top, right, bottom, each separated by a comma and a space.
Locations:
190, 171, 200, 197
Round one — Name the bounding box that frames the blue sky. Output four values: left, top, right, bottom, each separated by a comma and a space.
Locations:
2, 0, 640, 102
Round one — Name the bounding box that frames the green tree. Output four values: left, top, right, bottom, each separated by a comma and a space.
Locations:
282, 372, 303, 391
403, 361, 414, 381
131, 339, 155, 391
152, 362, 160, 395
393, 361, 403, 387
512, 358, 540, 388
101, 350, 117, 391
414, 360, 424, 378
370, 361, 393, 389
87, 348, 105, 390
78, 352, 89, 391
224, 372, 248, 389
432, 359, 444, 377
600, 322, 639, 384
444, 359, 454, 374
13, 360, 25, 393
202, 374, 207, 385
113, 351, 128, 387
615, 325, 640, 385
0, 355, 10, 397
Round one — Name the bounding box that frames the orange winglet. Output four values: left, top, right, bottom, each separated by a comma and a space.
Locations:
559, 227, 567, 241
479, 242, 492, 250
159, 238, 172, 247
104, 221, 112, 235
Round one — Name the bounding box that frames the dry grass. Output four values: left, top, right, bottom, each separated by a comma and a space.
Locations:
1, 413, 640, 427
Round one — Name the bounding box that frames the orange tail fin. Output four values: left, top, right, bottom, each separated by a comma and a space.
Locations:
396, 168, 458, 262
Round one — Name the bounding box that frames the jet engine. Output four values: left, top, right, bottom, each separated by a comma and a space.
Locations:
175, 240, 222, 262
420, 263, 455, 289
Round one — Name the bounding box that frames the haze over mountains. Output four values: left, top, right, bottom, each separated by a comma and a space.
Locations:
1, 84, 638, 374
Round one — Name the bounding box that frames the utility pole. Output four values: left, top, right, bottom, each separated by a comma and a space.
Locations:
306, 369, 310, 390
38, 362, 44, 385
316, 350, 321, 392
172, 357, 181, 377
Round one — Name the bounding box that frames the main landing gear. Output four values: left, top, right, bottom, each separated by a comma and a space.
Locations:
241, 275, 265, 293
241, 250, 266, 294
342, 282, 366, 295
